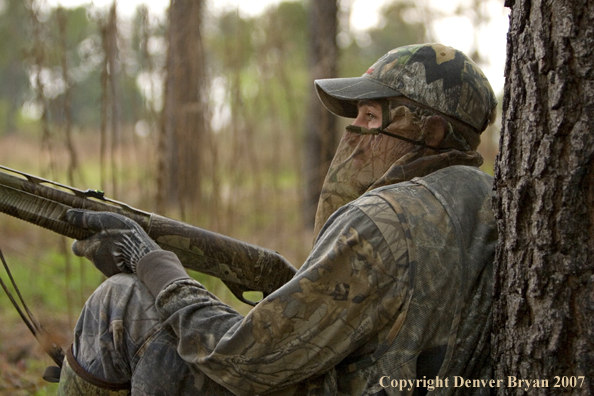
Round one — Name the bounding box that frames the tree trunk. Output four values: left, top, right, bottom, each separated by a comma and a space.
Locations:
107, 4, 120, 198
493, 0, 594, 394
157, 0, 207, 219
303, 0, 338, 229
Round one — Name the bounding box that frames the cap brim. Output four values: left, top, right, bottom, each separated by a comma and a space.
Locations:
314, 76, 402, 118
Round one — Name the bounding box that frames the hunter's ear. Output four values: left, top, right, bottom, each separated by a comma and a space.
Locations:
424, 115, 447, 148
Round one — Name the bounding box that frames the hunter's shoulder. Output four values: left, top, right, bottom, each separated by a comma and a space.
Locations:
375, 165, 493, 200
418, 165, 493, 184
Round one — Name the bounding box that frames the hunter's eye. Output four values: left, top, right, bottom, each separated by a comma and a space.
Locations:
354, 100, 382, 128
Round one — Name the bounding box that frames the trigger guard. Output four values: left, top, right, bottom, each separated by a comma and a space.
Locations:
222, 280, 265, 306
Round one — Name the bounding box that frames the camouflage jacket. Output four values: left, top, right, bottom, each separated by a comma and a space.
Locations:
155, 165, 496, 395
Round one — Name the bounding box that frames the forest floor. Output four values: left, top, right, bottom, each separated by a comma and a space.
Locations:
0, 317, 65, 395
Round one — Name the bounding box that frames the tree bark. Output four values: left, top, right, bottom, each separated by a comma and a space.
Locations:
493, 0, 594, 394
303, 0, 338, 228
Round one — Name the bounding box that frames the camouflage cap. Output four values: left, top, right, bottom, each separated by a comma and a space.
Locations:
315, 43, 497, 133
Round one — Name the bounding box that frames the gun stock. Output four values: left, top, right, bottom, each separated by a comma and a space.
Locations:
0, 165, 296, 305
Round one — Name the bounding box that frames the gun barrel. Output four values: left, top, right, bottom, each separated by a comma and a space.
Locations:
0, 184, 91, 240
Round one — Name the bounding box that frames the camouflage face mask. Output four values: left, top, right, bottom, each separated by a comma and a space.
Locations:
312, 104, 483, 240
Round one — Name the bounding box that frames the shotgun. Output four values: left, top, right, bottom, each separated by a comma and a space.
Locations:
0, 165, 296, 306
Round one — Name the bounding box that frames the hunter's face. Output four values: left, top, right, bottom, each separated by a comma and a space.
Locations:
352, 100, 382, 129
345, 100, 402, 170
313, 99, 411, 236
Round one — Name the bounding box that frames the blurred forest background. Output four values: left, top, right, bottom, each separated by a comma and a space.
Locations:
0, 0, 506, 393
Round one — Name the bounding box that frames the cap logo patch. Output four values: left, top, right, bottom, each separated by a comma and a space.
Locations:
432, 44, 456, 65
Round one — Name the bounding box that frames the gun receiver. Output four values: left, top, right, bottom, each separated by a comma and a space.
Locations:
0, 165, 296, 306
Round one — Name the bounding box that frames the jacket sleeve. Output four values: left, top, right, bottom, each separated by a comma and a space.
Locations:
154, 198, 411, 395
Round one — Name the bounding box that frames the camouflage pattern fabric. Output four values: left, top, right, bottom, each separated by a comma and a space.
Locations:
58, 356, 130, 396
365, 44, 496, 132
315, 44, 497, 133
312, 102, 483, 238
60, 273, 235, 395
61, 165, 495, 396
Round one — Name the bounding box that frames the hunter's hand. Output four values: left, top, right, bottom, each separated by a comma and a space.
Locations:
66, 209, 160, 276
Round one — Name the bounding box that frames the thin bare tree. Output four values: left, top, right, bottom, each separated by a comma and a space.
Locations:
25, 0, 55, 177
157, 0, 208, 220
98, 2, 120, 197
303, 0, 338, 229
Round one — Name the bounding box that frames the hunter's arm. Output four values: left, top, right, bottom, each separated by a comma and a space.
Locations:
143, 196, 411, 395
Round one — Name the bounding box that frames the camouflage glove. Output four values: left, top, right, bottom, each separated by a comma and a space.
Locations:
66, 209, 161, 276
